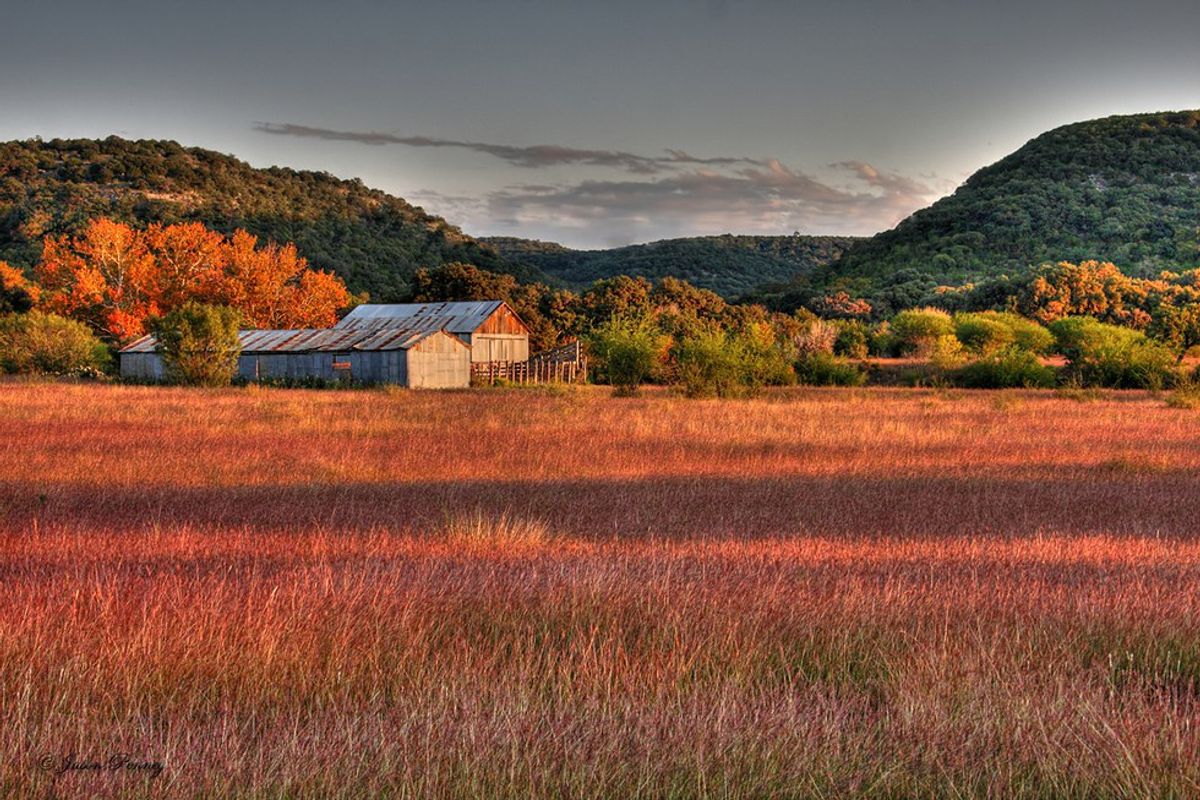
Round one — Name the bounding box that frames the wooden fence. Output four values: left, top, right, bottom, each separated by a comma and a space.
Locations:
472, 340, 588, 385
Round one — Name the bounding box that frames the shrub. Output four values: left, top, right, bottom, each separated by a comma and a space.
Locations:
673, 331, 744, 398
954, 313, 1015, 355
869, 321, 901, 357
996, 312, 1056, 354
151, 302, 242, 387
890, 307, 954, 356
1049, 316, 1177, 389
586, 316, 669, 396
1166, 380, 1200, 410
954, 348, 1056, 389
793, 318, 838, 356
736, 323, 797, 393
1149, 303, 1200, 360
673, 324, 794, 398
795, 352, 867, 386
0, 311, 110, 376
929, 334, 968, 371
832, 320, 870, 359
956, 311, 1054, 356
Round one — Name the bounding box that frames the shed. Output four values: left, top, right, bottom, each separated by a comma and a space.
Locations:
119, 326, 470, 388
335, 301, 531, 363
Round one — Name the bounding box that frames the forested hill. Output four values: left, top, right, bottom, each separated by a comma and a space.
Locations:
0, 137, 535, 301
821, 110, 1200, 297
483, 234, 859, 299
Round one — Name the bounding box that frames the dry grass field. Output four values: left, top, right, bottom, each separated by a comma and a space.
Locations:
3, 382, 1200, 798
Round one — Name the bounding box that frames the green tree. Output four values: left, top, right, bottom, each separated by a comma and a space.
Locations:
0, 311, 109, 375
1049, 316, 1177, 389
1149, 303, 1200, 361
890, 307, 954, 356
585, 316, 668, 396
151, 302, 242, 386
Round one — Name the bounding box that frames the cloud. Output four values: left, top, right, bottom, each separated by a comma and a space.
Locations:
478, 160, 942, 244
254, 122, 764, 175
254, 121, 948, 245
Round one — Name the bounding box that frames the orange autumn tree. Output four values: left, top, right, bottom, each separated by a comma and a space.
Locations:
36, 219, 352, 341
1, 261, 40, 313
37, 218, 158, 341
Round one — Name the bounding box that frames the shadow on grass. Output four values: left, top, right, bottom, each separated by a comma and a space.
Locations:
3, 472, 1198, 539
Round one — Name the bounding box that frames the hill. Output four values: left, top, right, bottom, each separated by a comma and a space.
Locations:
809, 110, 1200, 309
483, 234, 858, 299
0, 137, 535, 301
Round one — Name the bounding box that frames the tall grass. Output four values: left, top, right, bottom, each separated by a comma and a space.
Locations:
1, 383, 1200, 797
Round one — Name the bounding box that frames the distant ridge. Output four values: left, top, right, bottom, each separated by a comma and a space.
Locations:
484, 234, 858, 298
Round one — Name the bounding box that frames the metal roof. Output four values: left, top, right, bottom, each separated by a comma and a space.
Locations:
119, 326, 465, 354
335, 301, 507, 334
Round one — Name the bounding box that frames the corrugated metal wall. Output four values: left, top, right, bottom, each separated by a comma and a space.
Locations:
125, 340, 465, 387
120, 353, 166, 381
407, 333, 471, 388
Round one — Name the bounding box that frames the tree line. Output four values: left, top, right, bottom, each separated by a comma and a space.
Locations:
2, 216, 1200, 395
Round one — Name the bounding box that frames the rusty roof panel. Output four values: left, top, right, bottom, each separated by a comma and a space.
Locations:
334, 301, 508, 334
119, 326, 459, 354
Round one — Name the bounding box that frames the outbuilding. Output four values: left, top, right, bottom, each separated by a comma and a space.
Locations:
335, 301, 531, 363
119, 326, 471, 388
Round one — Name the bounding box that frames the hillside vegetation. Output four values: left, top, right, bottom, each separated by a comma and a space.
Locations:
790, 110, 1200, 312
484, 234, 857, 299
0, 137, 532, 301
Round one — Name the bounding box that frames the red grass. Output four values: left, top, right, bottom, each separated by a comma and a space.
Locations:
2, 383, 1200, 797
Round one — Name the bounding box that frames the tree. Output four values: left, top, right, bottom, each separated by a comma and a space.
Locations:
585, 316, 669, 396
1049, 316, 1177, 389
1019, 261, 1152, 328
143, 221, 227, 308
1149, 303, 1200, 361
35, 219, 353, 342
0, 262, 38, 314
151, 302, 242, 386
217, 230, 349, 329
37, 218, 158, 341
811, 291, 872, 319
890, 307, 954, 356
0, 311, 109, 375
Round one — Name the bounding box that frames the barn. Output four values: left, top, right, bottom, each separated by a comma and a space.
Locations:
335, 301, 531, 363
119, 326, 471, 388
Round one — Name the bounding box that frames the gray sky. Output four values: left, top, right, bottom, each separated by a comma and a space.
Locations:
3, 0, 1198, 247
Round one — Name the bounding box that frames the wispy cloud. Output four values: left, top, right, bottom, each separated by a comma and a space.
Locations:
481, 160, 943, 244
254, 122, 763, 175
254, 121, 949, 245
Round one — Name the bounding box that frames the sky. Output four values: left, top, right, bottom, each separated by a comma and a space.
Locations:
2, 0, 1198, 248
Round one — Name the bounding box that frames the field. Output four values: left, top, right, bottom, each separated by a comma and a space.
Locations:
3, 383, 1200, 798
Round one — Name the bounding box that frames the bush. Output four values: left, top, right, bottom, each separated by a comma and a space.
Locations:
832, 320, 870, 359
929, 334, 968, 371
954, 348, 1056, 388
1049, 316, 1177, 389
736, 323, 797, 393
868, 321, 901, 357
795, 352, 867, 386
151, 302, 242, 387
954, 313, 1014, 355
891, 307, 954, 356
793, 318, 837, 356
996, 312, 1056, 354
673, 331, 744, 398
955, 311, 1054, 356
0, 311, 110, 376
586, 316, 669, 396
673, 324, 794, 398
